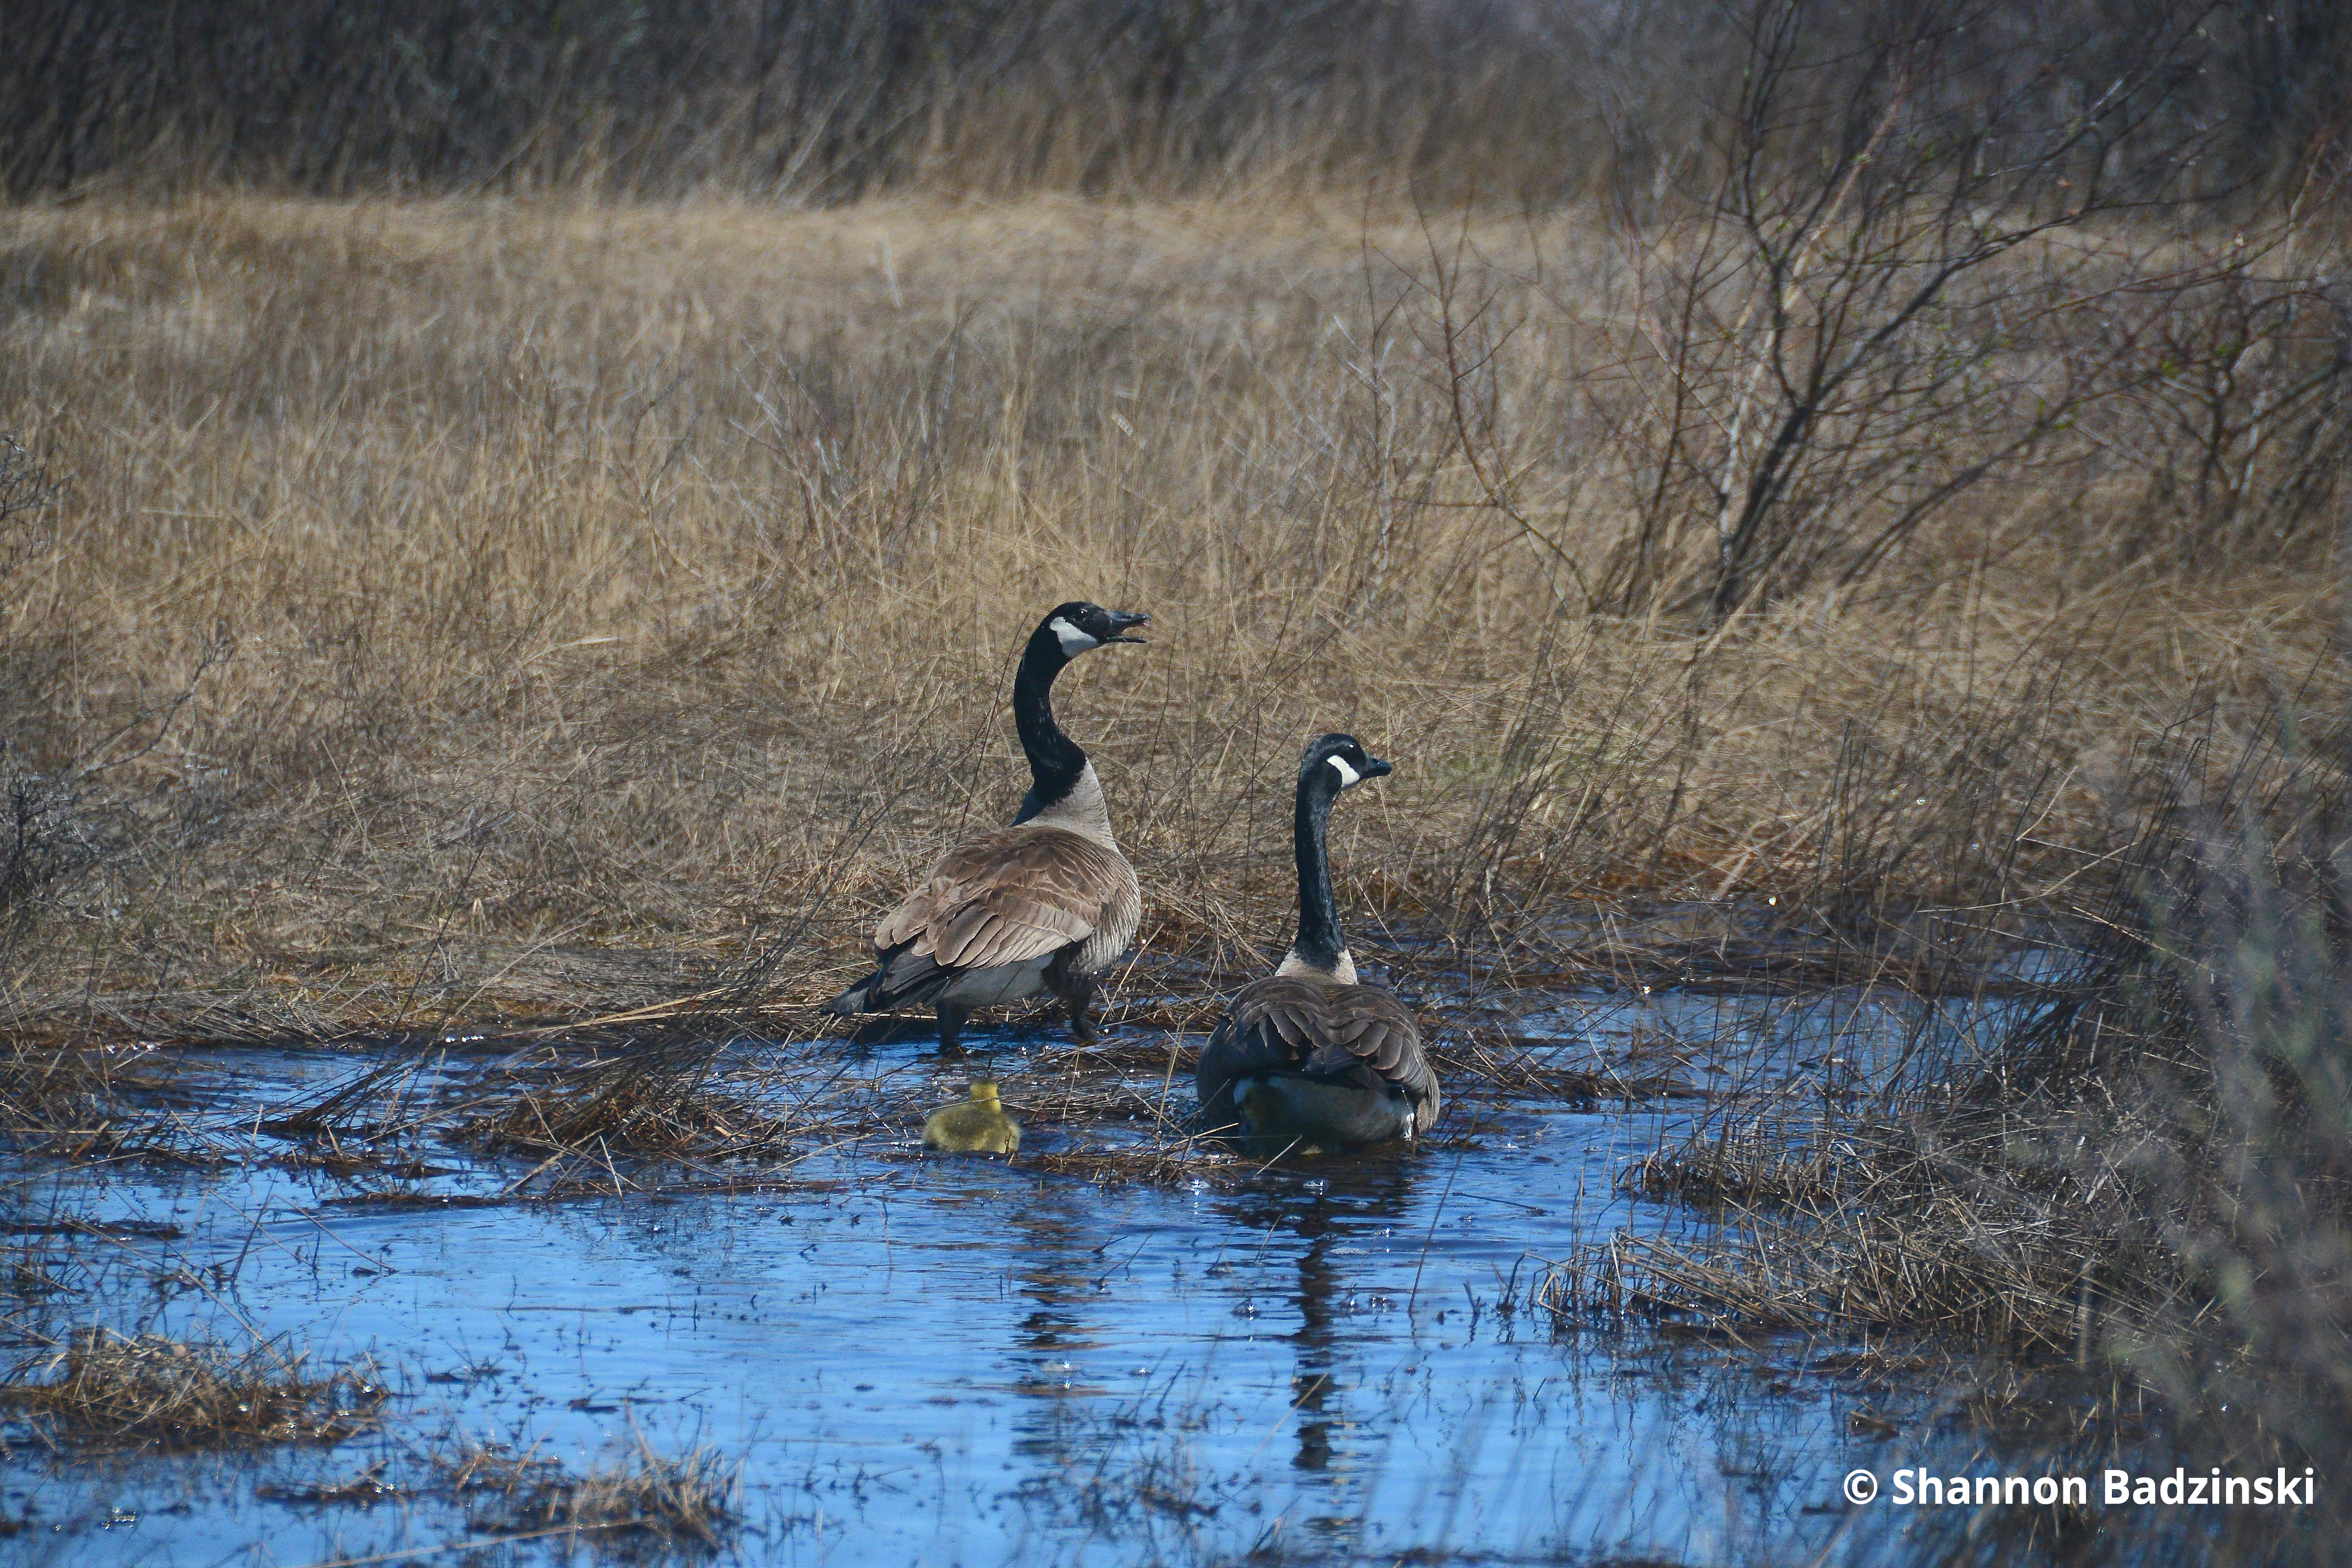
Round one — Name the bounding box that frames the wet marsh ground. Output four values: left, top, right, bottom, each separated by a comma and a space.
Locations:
0, 941, 2274, 1568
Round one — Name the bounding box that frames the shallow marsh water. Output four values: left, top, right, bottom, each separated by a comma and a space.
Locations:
0, 986, 2244, 1566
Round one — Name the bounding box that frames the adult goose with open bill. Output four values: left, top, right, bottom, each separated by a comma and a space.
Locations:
823, 602, 1149, 1051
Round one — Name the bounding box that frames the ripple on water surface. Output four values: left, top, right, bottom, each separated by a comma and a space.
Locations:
0, 1000, 2152, 1566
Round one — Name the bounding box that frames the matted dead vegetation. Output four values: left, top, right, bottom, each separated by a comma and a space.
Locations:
442, 1434, 741, 1553
0, 1327, 383, 1455
449, 1040, 800, 1164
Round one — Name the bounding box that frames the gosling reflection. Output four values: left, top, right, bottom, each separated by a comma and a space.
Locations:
993, 1187, 1111, 1469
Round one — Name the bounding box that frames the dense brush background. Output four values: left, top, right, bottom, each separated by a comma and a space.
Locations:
3, 7, 2352, 1553
5, 0, 2348, 205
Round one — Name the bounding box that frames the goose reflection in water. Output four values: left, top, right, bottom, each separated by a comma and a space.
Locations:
1216, 1155, 1421, 1512
971, 1137, 1423, 1541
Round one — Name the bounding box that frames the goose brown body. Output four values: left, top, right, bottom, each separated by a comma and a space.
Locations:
823, 602, 1148, 1049
1199, 974, 1440, 1144
1195, 733, 1439, 1148
871, 822, 1141, 995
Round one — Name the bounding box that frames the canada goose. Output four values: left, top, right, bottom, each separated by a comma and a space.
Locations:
922, 1081, 1022, 1153
1196, 734, 1439, 1149
823, 601, 1149, 1051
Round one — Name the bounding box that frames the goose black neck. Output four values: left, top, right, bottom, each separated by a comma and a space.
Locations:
1292, 776, 1345, 970
1011, 633, 1086, 823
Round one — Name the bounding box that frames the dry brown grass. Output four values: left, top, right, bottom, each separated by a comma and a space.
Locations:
442, 1433, 740, 1552
0, 1326, 383, 1454
1542, 1122, 2123, 1351
0, 194, 2336, 1045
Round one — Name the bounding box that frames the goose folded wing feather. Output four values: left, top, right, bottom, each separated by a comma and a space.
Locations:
876, 827, 1122, 967
1236, 982, 1413, 1070
1302, 1003, 1419, 1078
1234, 981, 1321, 1051
929, 892, 1093, 968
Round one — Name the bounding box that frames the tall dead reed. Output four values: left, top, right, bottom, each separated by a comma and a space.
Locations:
6, 0, 2344, 212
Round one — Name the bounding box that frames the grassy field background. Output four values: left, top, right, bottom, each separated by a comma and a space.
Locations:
0, 195, 2335, 1042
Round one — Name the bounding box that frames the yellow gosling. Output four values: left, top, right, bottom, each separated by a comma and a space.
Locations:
922, 1081, 1022, 1154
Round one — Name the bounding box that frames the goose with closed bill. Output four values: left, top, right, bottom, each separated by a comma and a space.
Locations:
1196, 733, 1440, 1150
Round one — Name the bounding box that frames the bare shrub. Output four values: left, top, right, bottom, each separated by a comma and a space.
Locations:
2085, 231, 2352, 571
0, 0, 1657, 205
1419, 0, 2351, 624
4, 0, 2343, 212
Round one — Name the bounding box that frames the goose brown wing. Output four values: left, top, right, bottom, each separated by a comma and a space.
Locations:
1200, 976, 1439, 1121
873, 825, 1129, 972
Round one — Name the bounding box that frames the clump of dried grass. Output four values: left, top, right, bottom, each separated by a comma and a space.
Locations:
0, 1327, 383, 1454
0, 1036, 211, 1168
455, 1046, 798, 1163
461, 1078, 793, 1162
0, 1039, 128, 1140
444, 1435, 740, 1552
1543, 1176, 2107, 1352
1612, 1125, 1857, 1210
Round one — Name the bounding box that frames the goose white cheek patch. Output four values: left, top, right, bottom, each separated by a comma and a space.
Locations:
1049, 616, 1100, 655
1327, 755, 1361, 787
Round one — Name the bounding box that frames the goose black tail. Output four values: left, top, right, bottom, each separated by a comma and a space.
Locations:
823, 948, 949, 1014
823, 969, 886, 1015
